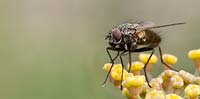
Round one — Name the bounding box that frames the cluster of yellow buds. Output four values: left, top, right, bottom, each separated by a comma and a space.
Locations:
102, 48, 200, 99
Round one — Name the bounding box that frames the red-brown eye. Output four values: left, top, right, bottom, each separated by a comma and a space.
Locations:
111, 28, 121, 41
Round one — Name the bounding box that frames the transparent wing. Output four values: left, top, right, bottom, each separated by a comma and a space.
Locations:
136, 21, 155, 32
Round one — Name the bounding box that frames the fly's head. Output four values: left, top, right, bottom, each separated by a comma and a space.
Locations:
106, 23, 138, 50
105, 28, 122, 48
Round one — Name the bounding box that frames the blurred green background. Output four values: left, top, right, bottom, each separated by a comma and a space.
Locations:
0, 0, 200, 99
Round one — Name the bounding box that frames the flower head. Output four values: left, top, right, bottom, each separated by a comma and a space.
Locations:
188, 48, 200, 76
139, 53, 158, 64
170, 75, 184, 89
150, 81, 162, 90
151, 77, 163, 85
145, 90, 165, 99
184, 84, 200, 98
122, 74, 145, 88
122, 88, 132, 98
188, 49, 200, 60
162, 54, 178, 65
161, 70, 178, 81
110, 65, 128, 81
128, 61, 144, 72
165, 94, 183, 99
150, 77, 163, 90
195, 77, 200, 85
179, 70, 195, 83
102, 63, 112, 72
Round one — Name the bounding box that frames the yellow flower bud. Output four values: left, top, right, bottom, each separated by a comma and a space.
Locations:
165, 94, 183, 99
113, 64, 123, 69
103, 63, 123, 72
122, 88, 132, 98
184, 84, 200, 98
150, 81, 162, 90
162, 54, 178, 65
110, 64, 128, 81
195, 77, 200, 85
142, 82, 151, 94
179, 70, 195, 83
188, 49, 200, 60
128, 61, 144, 72
139, 53, 158, 64
102, 63, 112, 72
170, 75, 184, 89
122, 75, 145, 88
162, 70, 178, 80
145, 90, 165, 99
152, 77, 163, 84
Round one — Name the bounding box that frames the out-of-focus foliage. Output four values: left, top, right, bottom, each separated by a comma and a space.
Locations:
0, 0, 200, 99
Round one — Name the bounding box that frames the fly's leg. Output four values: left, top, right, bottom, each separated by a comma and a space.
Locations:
158, 46, 178, 71
128, 51, 132, 72
119, 55, 125, 90
101, 47, 120, 87
143, 49, 154, 87
131, 44, 158, 87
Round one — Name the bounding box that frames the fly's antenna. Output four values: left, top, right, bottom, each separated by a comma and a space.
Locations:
150, 22, 186, 29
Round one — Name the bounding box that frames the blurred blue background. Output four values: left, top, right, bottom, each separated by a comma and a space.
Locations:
0, 0, 200, 99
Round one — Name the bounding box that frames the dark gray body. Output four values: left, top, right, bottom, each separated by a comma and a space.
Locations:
107, 22, 161, 51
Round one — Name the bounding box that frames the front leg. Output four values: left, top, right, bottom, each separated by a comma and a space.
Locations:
102, 47, 122, 87
119, 55, 125, 90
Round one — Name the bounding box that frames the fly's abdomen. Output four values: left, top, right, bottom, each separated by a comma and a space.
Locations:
138, 30, 161, 45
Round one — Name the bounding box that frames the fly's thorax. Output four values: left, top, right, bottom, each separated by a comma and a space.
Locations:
121, 34, 137, 50
117, 23, 138, 50
118, 23, 137, 35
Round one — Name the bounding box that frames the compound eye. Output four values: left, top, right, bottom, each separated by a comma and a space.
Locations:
111, 28, 122, 41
